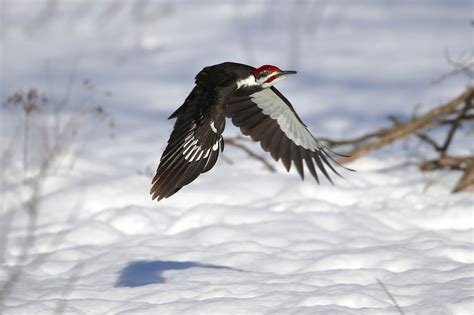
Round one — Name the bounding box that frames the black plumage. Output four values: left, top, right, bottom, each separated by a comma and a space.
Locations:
151, 62, 345, 201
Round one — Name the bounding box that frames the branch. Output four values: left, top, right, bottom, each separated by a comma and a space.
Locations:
224, 137, 276, 172
388, 115, 443, 152
320, 127, 391, 147
439, 97, 471, 155
419, 156, 474, 171
324, 114, 474, 150
453, 163, 474, 193
431, 50, 474, 84
337, 87, 474, 164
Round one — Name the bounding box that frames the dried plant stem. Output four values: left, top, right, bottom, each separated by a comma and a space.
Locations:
0, 85, 113, 308
23, 112, 29, 176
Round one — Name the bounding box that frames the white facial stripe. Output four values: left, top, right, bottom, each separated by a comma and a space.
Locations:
261, 74, 287, 89
250, 89, 320, 151
236, 75, 258, 89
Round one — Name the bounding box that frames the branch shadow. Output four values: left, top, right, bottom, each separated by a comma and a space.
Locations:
115, 260, 241, 287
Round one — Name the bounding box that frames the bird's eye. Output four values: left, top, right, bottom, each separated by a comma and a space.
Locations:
259, 70, 269, 78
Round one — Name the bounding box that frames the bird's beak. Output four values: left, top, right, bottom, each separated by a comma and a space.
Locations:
280, 70, 297, 76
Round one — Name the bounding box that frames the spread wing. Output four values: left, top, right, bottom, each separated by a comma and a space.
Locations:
226, 87, 341, 183
151, 84, 228, 201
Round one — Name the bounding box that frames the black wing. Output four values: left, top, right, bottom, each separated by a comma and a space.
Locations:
226, 87, 341, 183
151, 70, 233, 201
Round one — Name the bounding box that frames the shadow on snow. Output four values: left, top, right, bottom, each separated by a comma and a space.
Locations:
115, 260, 241, 287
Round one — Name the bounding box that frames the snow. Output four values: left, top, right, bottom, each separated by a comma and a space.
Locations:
1, 1, 473, 314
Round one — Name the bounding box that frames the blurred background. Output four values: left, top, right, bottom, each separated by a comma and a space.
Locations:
0, 1, 473, 313
2, 0, 471, 118
1, 0, 471, 204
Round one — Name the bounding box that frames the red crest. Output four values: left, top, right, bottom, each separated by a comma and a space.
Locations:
252, 65, 281, 77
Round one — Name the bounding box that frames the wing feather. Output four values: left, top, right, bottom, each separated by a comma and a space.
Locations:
227, 87, 341, 183
151, 75, 230, 201
293, 145, 304, 180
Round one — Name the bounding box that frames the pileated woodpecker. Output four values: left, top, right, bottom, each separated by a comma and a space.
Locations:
151, 62, 344, 201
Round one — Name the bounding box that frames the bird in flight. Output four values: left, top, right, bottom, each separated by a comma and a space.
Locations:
151, 62, 345, 201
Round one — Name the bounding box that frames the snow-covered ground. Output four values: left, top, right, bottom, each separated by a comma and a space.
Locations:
1, 1, 473, 314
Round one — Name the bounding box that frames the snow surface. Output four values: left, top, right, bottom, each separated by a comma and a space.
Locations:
1, 1, 473, 314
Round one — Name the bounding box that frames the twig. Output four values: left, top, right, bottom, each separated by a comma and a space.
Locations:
0, 164, 41, 306
416, 132, 442, 151
376, 278, 405, 315
219, 153, 234, 165
431, 50, 474, 84
224, 137, 276, 172
320, 128, 391, 147
439, 98, 471, 155
55, 262, 85, 315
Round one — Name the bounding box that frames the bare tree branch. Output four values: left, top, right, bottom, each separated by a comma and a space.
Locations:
453, 163, 474, 192
320, 127, 391, 147
336, 87, 474, 164
439, 97, 471, 155
224, 136, 276, 173
419, 156, 474, 171
431, 50, 474, 84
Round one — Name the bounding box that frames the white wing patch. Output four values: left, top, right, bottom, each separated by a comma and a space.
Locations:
182, 134, 220, 162
210, 121, 218, 133
183, 134, 208, 162
250, 89, 321, 151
